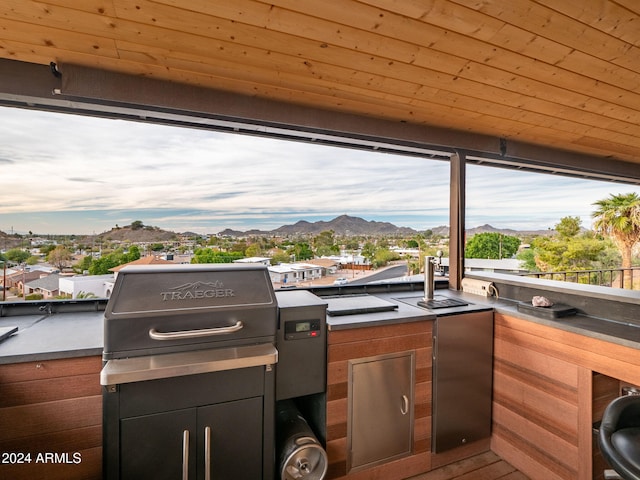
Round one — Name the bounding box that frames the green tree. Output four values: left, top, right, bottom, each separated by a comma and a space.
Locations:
76, 291, 98, 299
313, 230, 339, 256
130, 220, 144, 230
124, 245, 141, 263
555, 216, 581, 238
372, 248, 400, 268
5, 248, 30, 264
89, 254, 121, 275
191, 248, 243, 263
519, 229, 618, 279
592, 193, 640, 288
39, 244, 57, 256
47, 245, 73, 270
288, 242, 313, 261
270, 249, 290, 265
74, 255, 94, 274
361, 241, 377, 263
465, 233, 520, 259
245, 243, 262, 258
532, 235, 607, 272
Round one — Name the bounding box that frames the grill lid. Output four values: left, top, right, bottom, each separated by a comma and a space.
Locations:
103, 263, 277, 359
105, 263, 276, 319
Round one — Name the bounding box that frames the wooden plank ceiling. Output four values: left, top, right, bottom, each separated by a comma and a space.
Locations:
1, 0, 640, 164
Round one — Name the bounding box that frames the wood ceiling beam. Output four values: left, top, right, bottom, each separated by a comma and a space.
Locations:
1, 58, 639, 186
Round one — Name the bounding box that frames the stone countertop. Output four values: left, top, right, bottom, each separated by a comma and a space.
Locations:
436, 287, 640, 350
324, 291, 494, 330
325, 287, 640, 351
3, 282, 640, 364
0, 311, 103, 364
324, 293, 435, 330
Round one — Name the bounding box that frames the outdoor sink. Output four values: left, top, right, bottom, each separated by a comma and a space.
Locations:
417, 296, 468, 310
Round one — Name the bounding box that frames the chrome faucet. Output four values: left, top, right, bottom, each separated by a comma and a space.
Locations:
423, 251, 443, 301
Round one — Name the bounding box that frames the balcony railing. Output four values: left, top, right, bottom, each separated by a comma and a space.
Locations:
521, 267, 640, 290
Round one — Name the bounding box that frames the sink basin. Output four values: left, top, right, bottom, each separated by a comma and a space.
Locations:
417, 296, 468, 310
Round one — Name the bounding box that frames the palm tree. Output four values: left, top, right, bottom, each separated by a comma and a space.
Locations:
592, 193, 640, 288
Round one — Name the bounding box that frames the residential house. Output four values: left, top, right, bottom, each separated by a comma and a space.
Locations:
234, 257, 272, 266
109, 255, 175, 280
59, 274, 115, 299
307, 258, 340, 275
268, 262, 322, 285
24, 273, 61, 299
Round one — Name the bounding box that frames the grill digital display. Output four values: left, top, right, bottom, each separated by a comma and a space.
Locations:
284, 319, 320, 340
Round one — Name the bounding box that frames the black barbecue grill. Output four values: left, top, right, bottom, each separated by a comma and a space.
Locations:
101, 263, 278, 480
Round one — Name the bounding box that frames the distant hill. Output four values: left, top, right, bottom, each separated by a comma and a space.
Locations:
0, 230, 23, 249
88, 224, 179, 243
6, 218, 556, 247
219, 215, 419, 237
218, 216, 554, 238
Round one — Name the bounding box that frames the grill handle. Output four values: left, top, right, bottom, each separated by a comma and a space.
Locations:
149, 321, 244, 340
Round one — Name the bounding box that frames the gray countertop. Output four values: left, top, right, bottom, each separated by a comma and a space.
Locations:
325, 287, 640, 351
325, 293, 435, 330
0, 311, 103, 364
2, 283, 640, 364
437, 287, 640, 350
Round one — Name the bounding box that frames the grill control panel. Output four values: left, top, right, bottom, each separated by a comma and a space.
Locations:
284, 319, 321, 340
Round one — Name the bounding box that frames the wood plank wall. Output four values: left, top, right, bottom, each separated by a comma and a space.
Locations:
0, 356, 102, 480
492, 313, 586, 479
492, 313, 640, 480
326, 321, 432, 480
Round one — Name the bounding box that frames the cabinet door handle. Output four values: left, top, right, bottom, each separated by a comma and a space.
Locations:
204, 426, 212, 480
182, 430, 189, 480
401, 395, 409, 415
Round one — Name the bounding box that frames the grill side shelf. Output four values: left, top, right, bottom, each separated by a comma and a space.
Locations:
100, 343, 277, 386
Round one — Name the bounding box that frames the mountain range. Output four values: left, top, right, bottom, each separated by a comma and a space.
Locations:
1, 215, 554, 245
217, 215, 553, 238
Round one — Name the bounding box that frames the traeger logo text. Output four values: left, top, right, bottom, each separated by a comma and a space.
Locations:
160, 280, 235, 301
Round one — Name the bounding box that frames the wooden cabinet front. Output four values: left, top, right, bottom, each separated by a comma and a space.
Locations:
493, 312, 640, 480
0, 356, 103, 480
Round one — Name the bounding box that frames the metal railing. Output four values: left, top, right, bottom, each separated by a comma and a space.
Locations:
521, 267, 640, 290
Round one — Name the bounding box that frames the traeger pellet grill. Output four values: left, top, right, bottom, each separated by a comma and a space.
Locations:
100, 264, 278, 480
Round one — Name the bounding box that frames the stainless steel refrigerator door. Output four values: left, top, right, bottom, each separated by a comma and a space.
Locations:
432, 311, 494, 453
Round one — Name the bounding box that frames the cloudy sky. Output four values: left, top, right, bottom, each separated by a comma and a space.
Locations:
0, 106, 634, 236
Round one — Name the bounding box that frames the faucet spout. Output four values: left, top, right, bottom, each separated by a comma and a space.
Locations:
424, 255, 435, 301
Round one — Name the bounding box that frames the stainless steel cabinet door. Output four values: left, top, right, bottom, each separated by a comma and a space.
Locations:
347, 351, 415, 472
432, 311, 494, 453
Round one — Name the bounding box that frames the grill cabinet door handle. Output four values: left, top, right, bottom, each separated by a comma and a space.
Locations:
149, 321, 244, 340
204, 426, 211, 480
182, 430, 189, 480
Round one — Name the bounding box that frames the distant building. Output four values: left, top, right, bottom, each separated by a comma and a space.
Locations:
268, 262, 322, 284
234, 257, 271, 266
24, 273, 61, 299
59, 274, 115, 299
110, 255, 175, 279
462, 258, 527, 274
307, 258, 340, 275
